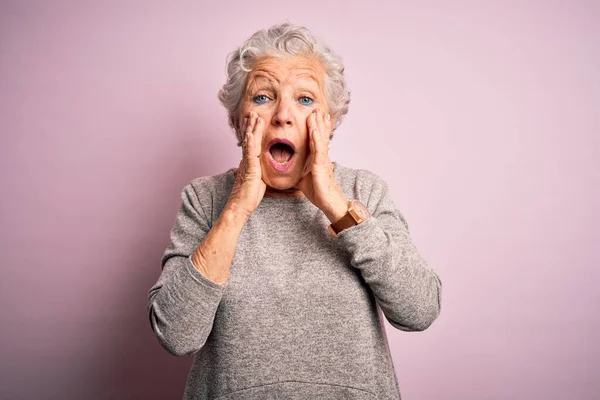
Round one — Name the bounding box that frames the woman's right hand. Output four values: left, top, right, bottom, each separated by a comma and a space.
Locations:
228, 111, 267, 217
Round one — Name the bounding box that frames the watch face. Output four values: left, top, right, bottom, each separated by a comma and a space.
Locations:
351, 200, 370, 219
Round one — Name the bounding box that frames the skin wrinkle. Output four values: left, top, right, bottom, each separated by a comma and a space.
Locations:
239, 56, 335, 199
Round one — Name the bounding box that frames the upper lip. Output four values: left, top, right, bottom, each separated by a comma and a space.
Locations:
266, 138, 296, 153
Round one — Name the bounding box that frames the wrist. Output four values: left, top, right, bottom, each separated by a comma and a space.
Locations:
324, 194, 349, 224
222, 202, 251, 225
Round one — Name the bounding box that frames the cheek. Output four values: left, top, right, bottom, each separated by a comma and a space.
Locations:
296, 134, 311, 157
295, 144, 311, 172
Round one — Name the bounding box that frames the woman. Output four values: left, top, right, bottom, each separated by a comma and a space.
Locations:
147, 22, 442, 399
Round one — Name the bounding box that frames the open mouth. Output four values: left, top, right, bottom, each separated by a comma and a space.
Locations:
267, 139, 296, 172
270, 142, 295, 163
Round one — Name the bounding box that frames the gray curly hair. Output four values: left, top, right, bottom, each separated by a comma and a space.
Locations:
217, 22, 351, 146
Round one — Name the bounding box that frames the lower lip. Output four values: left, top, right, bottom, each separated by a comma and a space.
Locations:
267, 150, 296, 173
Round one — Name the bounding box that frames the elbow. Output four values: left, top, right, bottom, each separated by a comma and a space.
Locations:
387, 304, 441, 332
411, 303, 441, 331
152, 324, 204, 357
148, 308, 204, 357
386, 280, 442, 332
158, 334, 202, 357
409, 271, 442, 331
414, 294, 442, 331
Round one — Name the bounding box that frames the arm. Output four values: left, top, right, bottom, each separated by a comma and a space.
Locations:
147, 182, 248, 356
295, 109, 440, 331
148, 112, 265, 356
337, 172, 442, 332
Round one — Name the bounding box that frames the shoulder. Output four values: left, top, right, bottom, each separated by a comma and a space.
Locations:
335, 163, 389, 202
336, 163, 410, 232
177, 168, 235, 221
186, 168, 234, 201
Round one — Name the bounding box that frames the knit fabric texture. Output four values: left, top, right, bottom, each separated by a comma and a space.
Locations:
147, 162, 442, 399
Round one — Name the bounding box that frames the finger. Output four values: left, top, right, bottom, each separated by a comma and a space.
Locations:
243, 117, 248, 133
305, 110, 313, 135
246, 111, 257, 135
309, 114, 328, 166
254, 116, 265, 154
247, 116, 264, 167
312, 127, 325, 165
315, 108, 325, 136
238, 117, 248, 147
242, 112, 257, 157
303, 151, 313, 176
237, 118, 245, 147
308, 111, 319, 155
303, 119, 314, 175
309, 111, 319, 141
306, 113, 316, 152
316, 109, 331, 150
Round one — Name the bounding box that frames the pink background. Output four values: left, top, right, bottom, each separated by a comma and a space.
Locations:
1, 1, 598, 399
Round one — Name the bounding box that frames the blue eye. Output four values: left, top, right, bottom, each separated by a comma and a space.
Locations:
253, 95, 269, 104
299, 96, 313, 106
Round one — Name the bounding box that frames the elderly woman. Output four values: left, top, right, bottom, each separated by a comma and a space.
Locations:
147, 22, 442, 399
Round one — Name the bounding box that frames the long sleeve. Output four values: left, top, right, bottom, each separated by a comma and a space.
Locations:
337, 172, 442, 332
147, 182, 226, 356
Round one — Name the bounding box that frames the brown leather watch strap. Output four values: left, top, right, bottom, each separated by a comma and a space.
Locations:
327, 199, 370, 237
328, 201, 357, 236
330, 211, 357, 234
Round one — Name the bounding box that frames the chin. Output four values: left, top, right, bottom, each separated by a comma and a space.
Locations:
263, 173, 301, 190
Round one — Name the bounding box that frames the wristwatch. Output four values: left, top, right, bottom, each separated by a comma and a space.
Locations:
328, 199, 370, 237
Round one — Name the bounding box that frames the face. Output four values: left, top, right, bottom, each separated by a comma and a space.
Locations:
239, 56, 331, 191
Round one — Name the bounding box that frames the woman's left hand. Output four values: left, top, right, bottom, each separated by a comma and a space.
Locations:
294, 108, 348, 223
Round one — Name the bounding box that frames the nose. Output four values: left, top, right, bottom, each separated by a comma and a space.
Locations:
272, 97, 293, 128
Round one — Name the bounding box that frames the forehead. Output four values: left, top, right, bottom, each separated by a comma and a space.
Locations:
247, 56, 325, 89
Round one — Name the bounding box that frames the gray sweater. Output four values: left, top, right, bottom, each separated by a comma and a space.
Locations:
147, 162, 442, 399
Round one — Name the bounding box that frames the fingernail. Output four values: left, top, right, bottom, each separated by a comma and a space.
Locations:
326, 114, 330, 121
